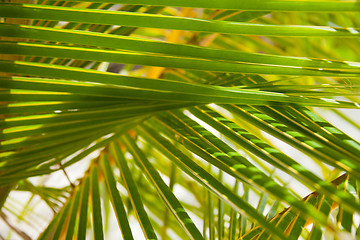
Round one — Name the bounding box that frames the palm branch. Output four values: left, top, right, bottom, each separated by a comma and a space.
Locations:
1, 0, 360, 239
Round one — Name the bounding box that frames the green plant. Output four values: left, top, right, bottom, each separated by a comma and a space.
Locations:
1, 0, 360, 239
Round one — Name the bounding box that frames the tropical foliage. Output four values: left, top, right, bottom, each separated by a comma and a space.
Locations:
1, 0, 360, 239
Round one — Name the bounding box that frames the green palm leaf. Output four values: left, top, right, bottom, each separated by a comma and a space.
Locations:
1, 1, 360, 239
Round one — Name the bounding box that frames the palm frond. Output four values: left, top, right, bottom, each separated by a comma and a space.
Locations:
1, 1, 360, 239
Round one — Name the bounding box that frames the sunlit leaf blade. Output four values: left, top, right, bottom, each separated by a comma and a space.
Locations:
90, 166, 104, 240
65, 186, 82, 240
78, 175, 90, 240
339, 206, 353, 233
110, 142, 158, 240
3, 4, 360, 37
160, 162, 178, 239
4, 42, 360, 77
100, 154, 134, 240
62, 0, 360, 12
217, 173, 224, 240
229, 206, 238, 239
207, 189, 215, 240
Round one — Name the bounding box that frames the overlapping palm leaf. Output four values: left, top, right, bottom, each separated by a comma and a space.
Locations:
1, 0, 360, 239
